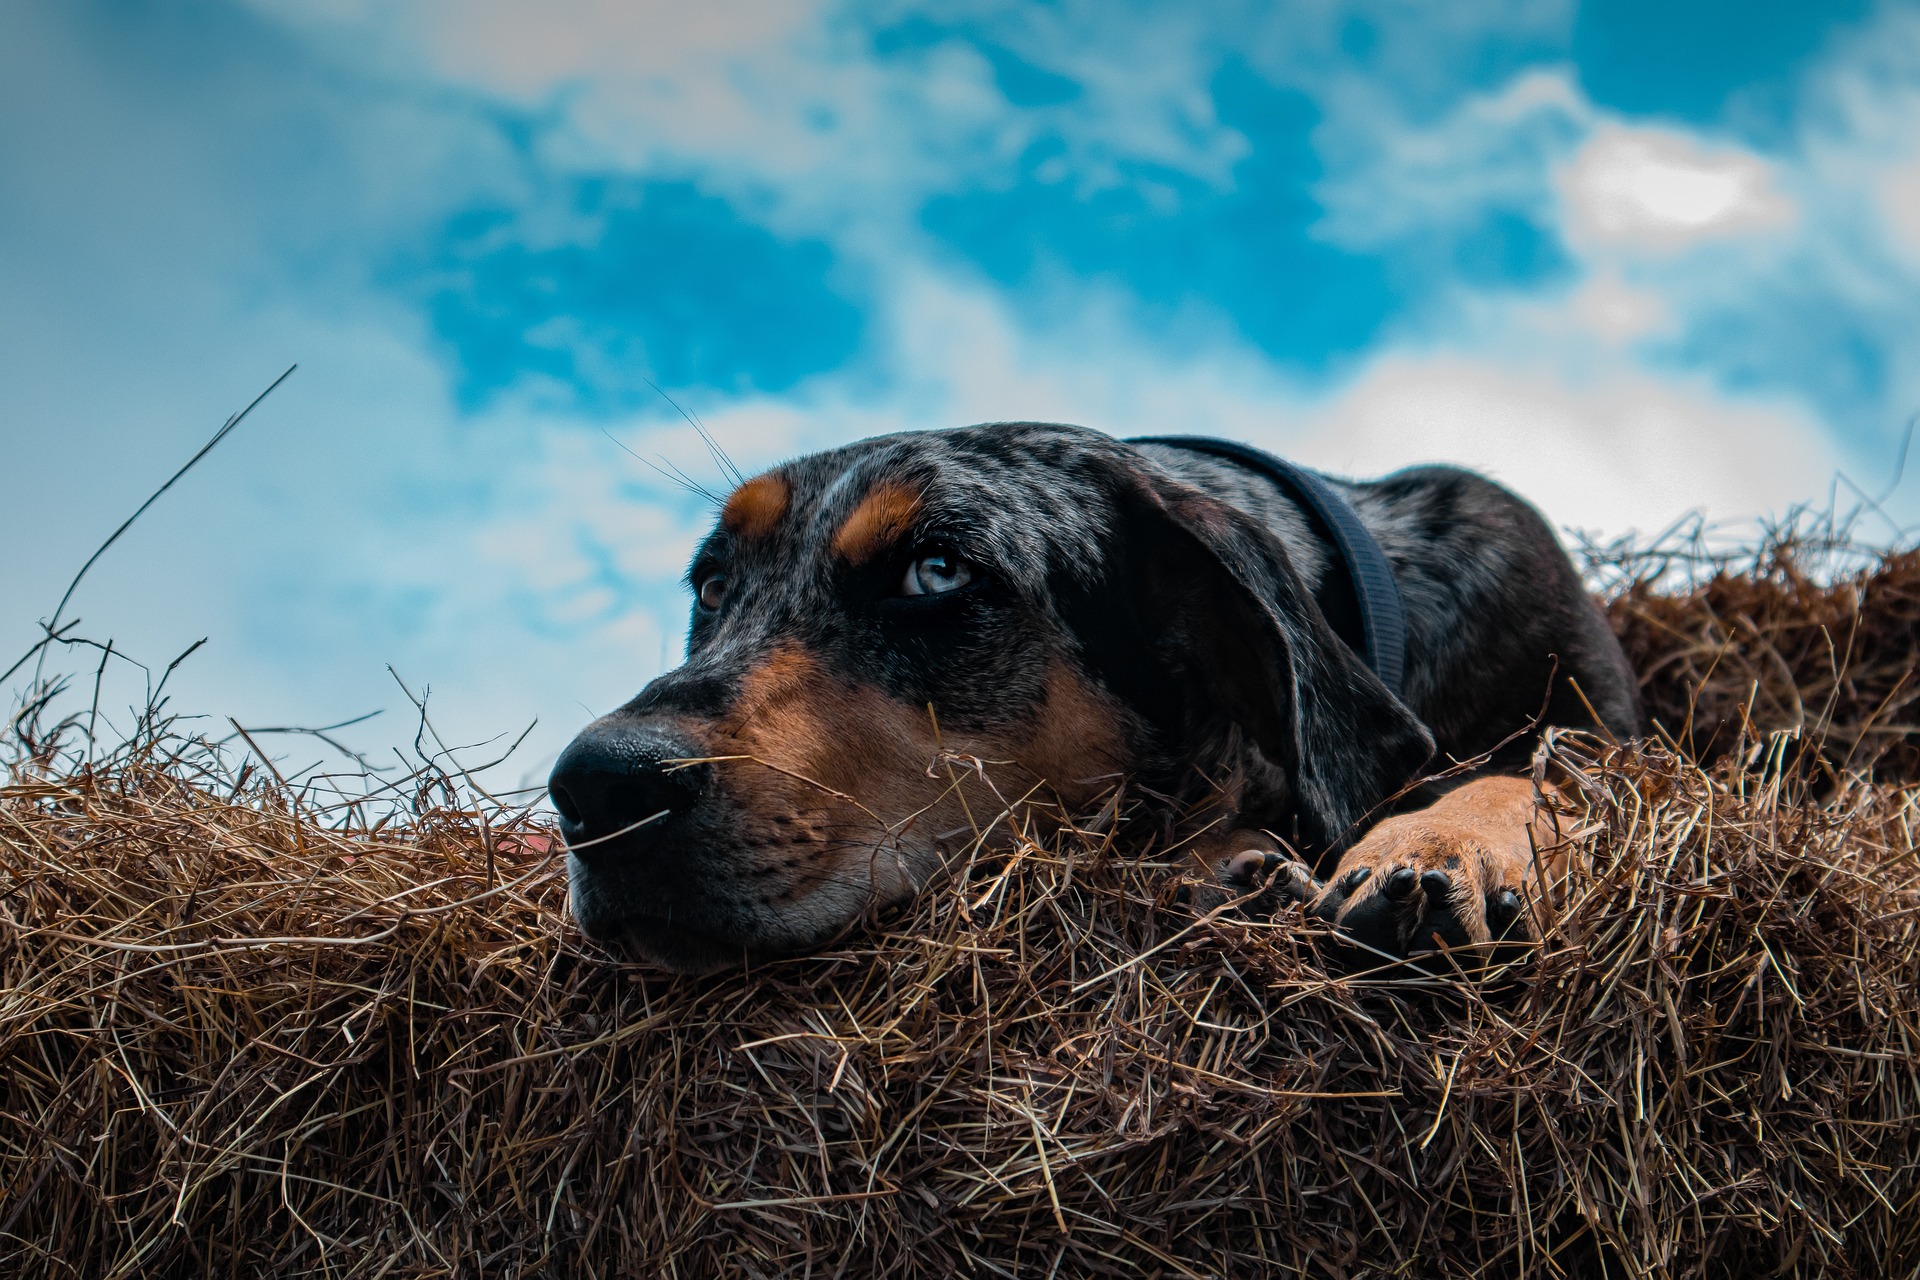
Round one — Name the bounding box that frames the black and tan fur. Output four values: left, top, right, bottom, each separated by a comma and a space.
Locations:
549, 422, 1640, 973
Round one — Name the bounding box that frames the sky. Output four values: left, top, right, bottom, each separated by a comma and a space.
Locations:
4, 0, 1919, 789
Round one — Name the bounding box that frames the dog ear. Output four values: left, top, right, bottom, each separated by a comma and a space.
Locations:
1074, 466, 1434, 857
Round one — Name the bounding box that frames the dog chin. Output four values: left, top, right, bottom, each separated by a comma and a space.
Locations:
566, 846, 929, 973
570, 900, 751, 974
606, 922, 757, 975
568, 868, 847, 975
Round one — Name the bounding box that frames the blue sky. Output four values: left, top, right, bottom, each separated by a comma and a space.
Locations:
4, 0, 1918, 784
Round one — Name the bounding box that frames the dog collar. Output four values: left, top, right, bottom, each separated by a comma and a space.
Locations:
1127, 435, 1408, 699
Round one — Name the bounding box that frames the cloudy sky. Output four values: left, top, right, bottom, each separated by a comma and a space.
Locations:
4, 0, 1918, 785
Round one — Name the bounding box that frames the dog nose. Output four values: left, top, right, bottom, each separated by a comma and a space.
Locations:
548, 723, 705, 859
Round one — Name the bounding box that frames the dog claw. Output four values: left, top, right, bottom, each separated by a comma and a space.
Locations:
1223, 849, 1281, 886
1488, 887, 1525, 936
1275, 860, 1321, 906
1384, 867, 1418, 901
1419, 869, 1453, 905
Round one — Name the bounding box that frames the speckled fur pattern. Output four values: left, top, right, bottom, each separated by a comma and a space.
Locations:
551, 422, 1641, 972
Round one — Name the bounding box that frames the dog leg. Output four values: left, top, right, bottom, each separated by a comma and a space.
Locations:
1309, 777, 1570, 966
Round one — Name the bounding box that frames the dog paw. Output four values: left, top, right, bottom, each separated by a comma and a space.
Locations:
1219, 847, 1319, 907
1309, 777, 1555, 968
1175, 832, 1319, 916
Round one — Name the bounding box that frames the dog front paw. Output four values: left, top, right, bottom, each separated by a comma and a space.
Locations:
1310, 778, 1555, 969
1310, 852, 1530, 964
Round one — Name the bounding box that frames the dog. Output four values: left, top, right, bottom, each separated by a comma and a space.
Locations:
548, 422, 1641, 973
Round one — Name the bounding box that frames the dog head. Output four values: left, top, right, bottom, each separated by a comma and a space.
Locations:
550, 423, 1431, 971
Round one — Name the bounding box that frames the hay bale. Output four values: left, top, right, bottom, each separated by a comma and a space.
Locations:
1, 542, 1916, 1278
1602, 523, 1920, 784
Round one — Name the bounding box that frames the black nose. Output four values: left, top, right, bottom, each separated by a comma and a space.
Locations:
548, 722, 705, 859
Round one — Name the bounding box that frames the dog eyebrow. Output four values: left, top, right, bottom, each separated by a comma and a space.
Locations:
832, 480, 924, 564
721, 475, 791, 540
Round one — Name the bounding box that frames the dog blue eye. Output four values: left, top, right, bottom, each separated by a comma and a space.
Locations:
900, 551, 972, 597
698, 575, 727, 610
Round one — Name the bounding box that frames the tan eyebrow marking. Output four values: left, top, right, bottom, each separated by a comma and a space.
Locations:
831, 480, 923, 564
721, 475, 790, 540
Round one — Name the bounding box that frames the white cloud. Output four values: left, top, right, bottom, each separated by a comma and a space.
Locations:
1316, 68, 1587, 248
248, 0, 1283, 245
1877, 160, 1920, 262
1560, 124, 1795, 251
1290, 353, 1833, 537
1797, 7, 1920, 276
249, 0, 894, 225
1562, 268, 1670, 343
623, 264, 1836, 544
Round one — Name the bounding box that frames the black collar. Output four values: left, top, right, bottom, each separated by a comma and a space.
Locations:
1128, 435, 1408, 699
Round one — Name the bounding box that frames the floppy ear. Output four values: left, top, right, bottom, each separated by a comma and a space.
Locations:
1072, 466, 1434, 858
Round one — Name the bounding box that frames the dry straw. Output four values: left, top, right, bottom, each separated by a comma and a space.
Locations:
2, 523, 1917, 1279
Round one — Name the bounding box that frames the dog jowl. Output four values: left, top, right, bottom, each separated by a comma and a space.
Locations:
548, 423, 1639, 973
